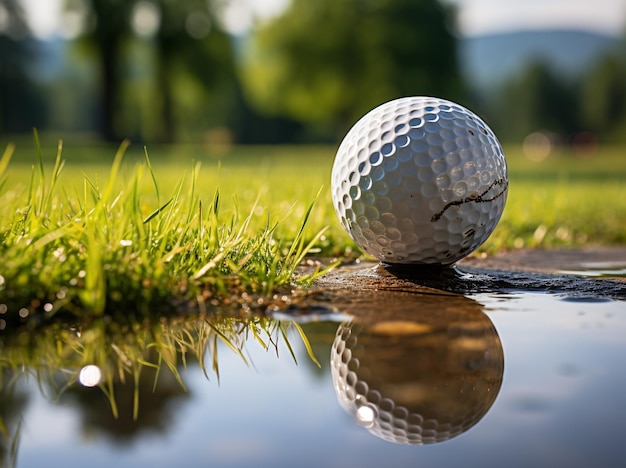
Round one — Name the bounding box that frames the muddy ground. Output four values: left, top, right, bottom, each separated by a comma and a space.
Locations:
458, 246, 626, 278
294, 247, 626, 317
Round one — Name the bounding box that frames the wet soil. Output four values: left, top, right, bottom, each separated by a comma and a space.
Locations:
293, 248, 626, 318
459, 246, 626, 278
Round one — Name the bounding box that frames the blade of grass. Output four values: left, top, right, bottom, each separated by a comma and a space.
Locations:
278, 323, 298, 364
33, 128, 44, 184
0, 142, 14, 181
94, 139, 129, 215
143, 198, 174, 224
290, 322, 321, 368
144, 146, 160, 206
41, 140, 65, 216
9, 419, 22, 468
205, 321, 249, 366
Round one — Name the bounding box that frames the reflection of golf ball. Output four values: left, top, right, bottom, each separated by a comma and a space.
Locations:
330, 319, 504, 445
331, 96, 508, 265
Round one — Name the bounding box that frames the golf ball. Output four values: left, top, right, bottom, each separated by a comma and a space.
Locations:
330, 315, 504, 445
331, 96, 508, 265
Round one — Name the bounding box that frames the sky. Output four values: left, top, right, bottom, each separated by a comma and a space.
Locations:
19, 0, 626, 39
447, 0, 626, 36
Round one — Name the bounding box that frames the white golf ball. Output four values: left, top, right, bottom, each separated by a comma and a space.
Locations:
330, 317, 504, 445
331, 96, 508, 265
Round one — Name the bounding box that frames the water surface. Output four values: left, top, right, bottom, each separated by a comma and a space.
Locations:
2, 288, 625, 468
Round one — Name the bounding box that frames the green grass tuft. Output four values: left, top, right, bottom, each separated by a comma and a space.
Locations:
0, 139, 332, 328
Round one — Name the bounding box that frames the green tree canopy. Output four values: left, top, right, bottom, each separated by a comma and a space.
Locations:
491, 61, 578, 141
0, 0, 45, 133
581, 55, 626, 140
72, 0, 133, 140
149, 0, 237, 142
67, 0, 236, 142
242, 0, 463, 140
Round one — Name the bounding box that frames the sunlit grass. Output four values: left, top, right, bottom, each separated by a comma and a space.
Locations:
486, 145, 626, 251
1, 136, 625, 329
0, 134, 336, 329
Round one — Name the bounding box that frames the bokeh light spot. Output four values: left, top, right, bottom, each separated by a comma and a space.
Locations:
79, 365, 102, 387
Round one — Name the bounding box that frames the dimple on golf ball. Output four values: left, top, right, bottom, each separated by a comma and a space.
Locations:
331, 96, 508, 265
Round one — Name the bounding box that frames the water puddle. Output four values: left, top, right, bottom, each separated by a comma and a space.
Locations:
1, 266, 625, 467
559, 262, 626, 278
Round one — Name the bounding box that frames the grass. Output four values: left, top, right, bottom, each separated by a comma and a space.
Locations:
0, 135, 338, 330
1, 135, 625, 329
491, 145, 626, 250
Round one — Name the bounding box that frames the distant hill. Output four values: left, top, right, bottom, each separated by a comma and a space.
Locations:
459, 29, 621, 92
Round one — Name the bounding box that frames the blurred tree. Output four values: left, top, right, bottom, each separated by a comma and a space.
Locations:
69, 0, 237, 142
242, 0, 463, 141
492, 61, 578, 141
0, 0, 45, 133
149, 0, 237, 142
581, 55, 626, 140
72, 0, 133, 141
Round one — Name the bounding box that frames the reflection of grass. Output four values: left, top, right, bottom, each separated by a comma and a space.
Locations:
0, 384, 21, 468
0, 313, 319, 423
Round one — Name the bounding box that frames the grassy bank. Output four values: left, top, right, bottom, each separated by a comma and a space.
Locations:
0, 138, 336, 327
1, 136, 625, 325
